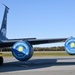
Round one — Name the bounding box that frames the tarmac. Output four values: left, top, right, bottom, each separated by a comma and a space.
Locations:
0, 56, 75, 75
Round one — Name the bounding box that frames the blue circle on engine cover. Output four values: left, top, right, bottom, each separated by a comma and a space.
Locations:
64, 38, 75, 55
12, 41, 30, 60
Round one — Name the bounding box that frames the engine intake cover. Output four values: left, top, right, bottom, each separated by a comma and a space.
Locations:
64, 37, 75, 55
12, 41, 34, 61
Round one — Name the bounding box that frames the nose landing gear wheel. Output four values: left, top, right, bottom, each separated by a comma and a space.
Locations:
0, 56, 3, 65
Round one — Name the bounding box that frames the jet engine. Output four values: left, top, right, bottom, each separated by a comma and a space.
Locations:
64, 37, 75, 55
12, 41, 34, 61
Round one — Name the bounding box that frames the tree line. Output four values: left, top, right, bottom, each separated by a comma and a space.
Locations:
2, 46, 65, 51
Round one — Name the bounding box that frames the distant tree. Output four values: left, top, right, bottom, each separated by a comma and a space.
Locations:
2, 46, 65, 51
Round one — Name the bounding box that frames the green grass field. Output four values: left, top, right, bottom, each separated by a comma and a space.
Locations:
2, 51, 75, 57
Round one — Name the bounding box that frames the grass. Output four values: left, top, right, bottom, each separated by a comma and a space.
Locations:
3, 53, 13, 57
0, 53, 2, 57
1, 51, 74, 57
33, 52, 69, 56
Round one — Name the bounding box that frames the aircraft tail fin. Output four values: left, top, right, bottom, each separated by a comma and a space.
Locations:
0, 4, 9, 37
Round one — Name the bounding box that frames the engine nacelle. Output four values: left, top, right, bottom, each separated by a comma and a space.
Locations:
64, 37, 75, 55
12, 41, 34, 61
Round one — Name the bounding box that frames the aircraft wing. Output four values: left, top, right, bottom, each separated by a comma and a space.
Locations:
0, 38, 67, 48
28, 38, 67, 45
8, 38, 36, 40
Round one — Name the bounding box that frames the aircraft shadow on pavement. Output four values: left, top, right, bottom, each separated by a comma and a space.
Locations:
0, 58, 75, 73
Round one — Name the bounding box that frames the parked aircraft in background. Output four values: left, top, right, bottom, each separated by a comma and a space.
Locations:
0, 4, 75, 65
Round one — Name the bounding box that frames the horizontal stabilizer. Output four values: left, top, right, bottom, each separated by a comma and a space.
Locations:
3, 4, 9, 9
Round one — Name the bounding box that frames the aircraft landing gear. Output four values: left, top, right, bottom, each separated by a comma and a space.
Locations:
0, 56, 3, 65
